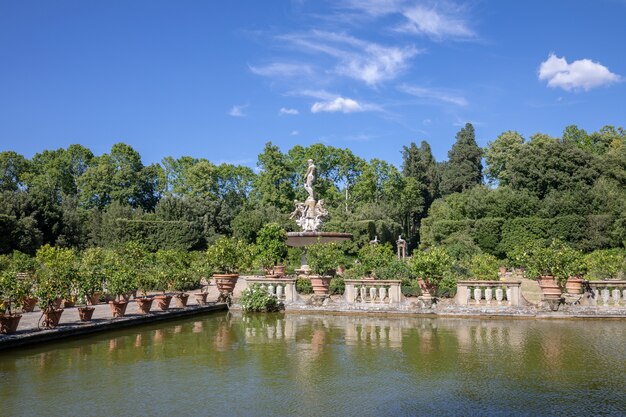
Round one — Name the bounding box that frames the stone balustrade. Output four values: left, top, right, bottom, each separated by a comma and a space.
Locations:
244, 277, 298, 304
344, 280, 402, 305
581, 280, 626, 307
455, 281, 522, 306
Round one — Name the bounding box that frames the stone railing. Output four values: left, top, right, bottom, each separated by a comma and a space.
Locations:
344, 280, 402, 305
455, 281, 522, 306
581, 280, 626, 307
244, 277, 298, 304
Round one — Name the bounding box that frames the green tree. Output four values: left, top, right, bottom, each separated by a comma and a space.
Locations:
440, 123, 483, 195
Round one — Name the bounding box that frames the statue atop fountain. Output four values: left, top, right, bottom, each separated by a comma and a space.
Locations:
290, 159, 329, 232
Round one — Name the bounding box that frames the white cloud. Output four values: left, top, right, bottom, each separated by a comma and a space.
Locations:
291, 130, 299, 136
538, 54, 621, 91
229, 104, 248, 117
311, 97, 363, 113
249, 62, 313, 77
399, 4, 474, 40
399, 84, 468, 106
279, 107, 299, 115
279, 31, 418, 85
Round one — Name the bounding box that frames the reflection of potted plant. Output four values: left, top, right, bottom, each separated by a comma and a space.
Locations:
409, 246, 453, 299
306, 242, 342, 295
255, 223, 288, 277
35, 245, 76, 328
206, 237, 252, 298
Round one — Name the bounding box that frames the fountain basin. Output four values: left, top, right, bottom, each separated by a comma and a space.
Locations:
286, 231, 352, 247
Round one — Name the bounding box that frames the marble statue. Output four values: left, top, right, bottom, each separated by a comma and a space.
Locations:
290, 159, 328, 232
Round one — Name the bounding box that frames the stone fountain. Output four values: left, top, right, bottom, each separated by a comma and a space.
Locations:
287, 159, 352, 273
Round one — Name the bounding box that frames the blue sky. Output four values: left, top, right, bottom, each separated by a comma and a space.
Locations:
1, 0, 624, 168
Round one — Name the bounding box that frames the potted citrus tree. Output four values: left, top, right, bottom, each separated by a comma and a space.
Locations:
189, 251, 211, 304
103, 247, 136, 318
10, 251, 38, 312
409, 246, 454, 300
306, 242, 342, 295
134, 253, 156, 314
206, 236, 252, 299
255, 223, 288, 277
34, 245, 75, 328
0, 266, 25, 334
75, 248, 107, 321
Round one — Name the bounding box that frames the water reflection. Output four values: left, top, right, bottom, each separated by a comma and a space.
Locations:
0, 313, 625, 416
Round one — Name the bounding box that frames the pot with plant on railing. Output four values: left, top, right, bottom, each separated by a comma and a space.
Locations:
306, 242, 342, 296
409, 246, 454, 303
206, 236, 252, 304
255, 223, 288, 278
34, 245, 76, 329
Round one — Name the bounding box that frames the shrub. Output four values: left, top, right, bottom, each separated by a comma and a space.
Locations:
401, 278, 421, 297
584, 248, 626, 280
206, 236, 252, 274
296, 277, 313, 294
239, 284, 280, 312
329, 277, 345, 295
409, 246, 454, 287
462, 253, 500, 280
357, 243, 394, 277
373, 258, 414, 280
306, 242, 342, 277
254, 223, 288, 271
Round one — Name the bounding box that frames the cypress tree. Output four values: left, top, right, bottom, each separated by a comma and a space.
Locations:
440, 123, 483, 195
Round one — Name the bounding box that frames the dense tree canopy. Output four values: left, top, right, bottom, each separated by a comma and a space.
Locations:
1, 123, 625, 258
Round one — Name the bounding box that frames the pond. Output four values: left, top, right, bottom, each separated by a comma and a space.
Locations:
1, 313, 625, 416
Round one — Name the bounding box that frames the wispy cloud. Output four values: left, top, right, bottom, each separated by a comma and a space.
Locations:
311, 97, 364, 113
279, 30, 419, 85
279, 107, 299, 115
228, 104, 248, 117
398, 84, 468, 106
337, 0, 475, 41
538, 54, 621, 91
249, 62, 313, 78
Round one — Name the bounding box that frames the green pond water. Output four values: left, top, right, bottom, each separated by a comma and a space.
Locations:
1, 313, 625, 416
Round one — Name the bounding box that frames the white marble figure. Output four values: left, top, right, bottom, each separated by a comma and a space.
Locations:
290, 159, 329, 232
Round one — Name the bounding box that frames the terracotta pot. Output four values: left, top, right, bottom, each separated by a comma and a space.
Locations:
537, 276, 562, 300
109, 300, 128, 318
90, 292, 102, 305
310, 276, 332, 295
42, 308, 64, 329
565, 277, 584, 295
135, 297, 154, 314
418, 278, 436, 298
194, 292, 208, 305
0, 314, 22, 334
214, 274, 239, 295
78, 306, 95, 321
22, 297, 37, 313
175, 293, 189, 308
273, 265, 286, 277
154, 295, 172, 311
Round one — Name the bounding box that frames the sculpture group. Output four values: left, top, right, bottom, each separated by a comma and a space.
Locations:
290, 159, 329, 232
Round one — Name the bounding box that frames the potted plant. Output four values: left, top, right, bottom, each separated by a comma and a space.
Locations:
10, 251, 38, 312
255, 223, 288, 277
189, 251, 210, 304
160, 250, 196, 308
306, 242, 342, 295
206, 236, 252, 298
103, 247, 137, 318
75, 248, 107, 321
522, 240, 580, 303
34, 245, 76, 328
239, 284, 280, 312
409, 246, 453, 300
153, 250, 178, 311
358, 243, 394, 279
134, 253, 156, 314
0, 267, 25, 334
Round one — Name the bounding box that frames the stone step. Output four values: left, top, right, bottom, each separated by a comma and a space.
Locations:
520, 278, 543, 305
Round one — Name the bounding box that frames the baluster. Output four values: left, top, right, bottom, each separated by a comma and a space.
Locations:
506, 287, 512, 305
379, 286, 387, 303
601, 288, 610, 306
612, 288, 620, 306
474, 287, 482, 304
268, 283, 275, 295
276, 284, 284, 299
485, 287, 493, 304
360, 286, 367, 303
369, 286, 377, 303
467, 286, 472, 303
623, 289, 626, 305
495, 287, 504, 304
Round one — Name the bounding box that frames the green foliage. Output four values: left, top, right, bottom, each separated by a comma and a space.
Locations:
239, 284, 280, 312
306, 242, 342, 276
205, 236, 252, 274
440, 123, 483, 195
515, 240, 584, 286
295, 277, 313, 294
584, 249, 626, 280
461, 253, 500, 280
409, 246, 454, 287
254, 223, 288, 270
373, 258, 414, 280
76, 247, 106, 303
329, 277, 345, 295
400, 278, 421, 297
34, 245, 77, 309
357, 243, 395, 277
